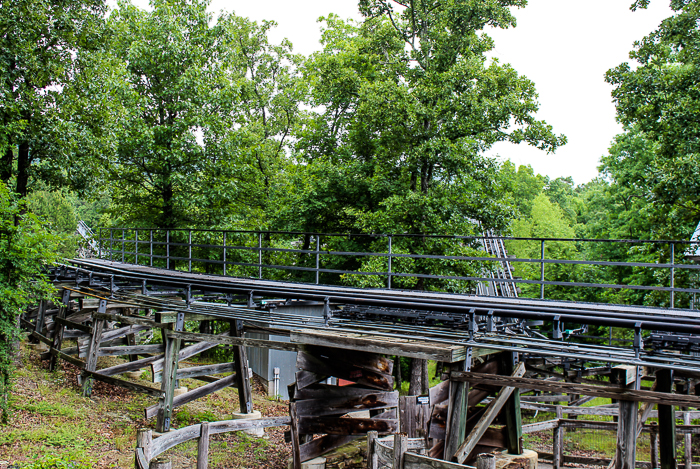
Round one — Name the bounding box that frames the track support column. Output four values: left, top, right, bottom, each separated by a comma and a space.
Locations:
444, 347, 471, 461
656, 368, 676, 469
499, 351, 523, 454
612, 366, 637, 469
156, 312, 184, 432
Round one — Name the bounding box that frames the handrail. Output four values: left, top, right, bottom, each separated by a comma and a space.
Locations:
97, 227, 700, 308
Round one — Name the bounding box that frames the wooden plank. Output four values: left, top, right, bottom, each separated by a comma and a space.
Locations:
429, 404, 447, 440
553, 407, 563, 469
301, 345, 394, 375
295, 370, 328, 390
296, 351, 394, 392
82, 316, 105, 397
451, 371, 700, 408
393, 433, 407, 469
295, 391, 399, 417
100, 324, 151, 343
176, 362, 235, 380
168, 330, 299, 352
54, 317, 92, 334
405, 452, 475, 469
99, 354, 164, 377
300, 435, 358, 462
90, 344, 165, 358
430, 379, 450, 405
454, 362, 526, 464
83, 370, 162, 397
297, 417, 397, 435
151, 339, 220, 374
292, 384, 380, 401
156, 329, 182, 432
94, 312, 165, 329
146, 373, 237, 419
290, 403, 301, 469
290, 329, 465, 362
156, 311, 218, 323
522, 419, 558, 434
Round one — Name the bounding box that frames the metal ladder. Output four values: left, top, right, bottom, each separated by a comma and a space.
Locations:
477, 228, 518, 298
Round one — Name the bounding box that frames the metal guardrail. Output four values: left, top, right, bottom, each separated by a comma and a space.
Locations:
96, 228, 700, 308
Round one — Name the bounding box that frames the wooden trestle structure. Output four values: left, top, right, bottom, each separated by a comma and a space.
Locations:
19, 259, 700, 469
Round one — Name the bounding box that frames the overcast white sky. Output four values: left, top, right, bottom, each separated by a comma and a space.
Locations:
133, 0, 676, 184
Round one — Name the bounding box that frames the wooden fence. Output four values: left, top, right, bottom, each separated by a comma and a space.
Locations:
367, 431, 475, 469
134, 417, 290, 469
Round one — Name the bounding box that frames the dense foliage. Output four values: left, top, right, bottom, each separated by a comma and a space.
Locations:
0, 182, 59, 423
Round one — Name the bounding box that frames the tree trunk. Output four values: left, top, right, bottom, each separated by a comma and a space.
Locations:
408, 358, 430, 395
0, 145, 13, 183
15, 141, 29, 198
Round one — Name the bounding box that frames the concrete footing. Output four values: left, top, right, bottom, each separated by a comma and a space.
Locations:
287, 457, 326, 469
494, 449, 538, 469
231, 410, 263, 437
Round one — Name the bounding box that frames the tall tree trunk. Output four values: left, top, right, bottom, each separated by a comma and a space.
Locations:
15, 141, 30, 198
161, 182, 174, 230
408, 357, 421, 395
0, 145, 13, 183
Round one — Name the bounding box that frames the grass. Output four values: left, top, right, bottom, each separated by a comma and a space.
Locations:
0, 339, 291, 468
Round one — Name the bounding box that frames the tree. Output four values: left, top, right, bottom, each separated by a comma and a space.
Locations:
605, 0, 700, 234
80, 0, 302, 230
0, 0, 106, 198
0, 181, 59, 423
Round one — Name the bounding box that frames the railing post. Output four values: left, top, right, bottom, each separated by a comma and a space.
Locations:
121, 228, 125, 263
197, 421, 210, 469
670, 242, 675, 308
392, 433, 407, 469
110, 229, 114, 261
553, 406, 563, 469
540, 240, 545, 299
136, 428, 153, 462
98, 228, 103, 258
188, 230, 192, 273
315, 235, 320, 285
388, 235, 393, 289
135, 229, 139, 265
166, 230, 170, 270
223, 232, 227, 276
258, 232, 263, 279
367, 431, 378, 469
149, 230, 153, 267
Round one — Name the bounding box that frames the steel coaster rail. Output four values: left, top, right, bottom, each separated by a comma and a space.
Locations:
62, 259, 700, 335
96, 227, 700, 308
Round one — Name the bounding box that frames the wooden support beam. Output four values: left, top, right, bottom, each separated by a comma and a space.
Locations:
82, 301, 106, 397
450, 370, 700, 408
145, 374, 237, 419
167, 330, 299, 352
499, 352, 523, 455
444, 353, 470, 461
454, 361, 526, 464
231, 320, 253, 414
290, 402, 301, 469
656, 369, 676, 469
553, 406, 563, 469
156, 328, 182, 432
197, 421, 210, 469
49, 289, 71, 371
612, 366, 637, 469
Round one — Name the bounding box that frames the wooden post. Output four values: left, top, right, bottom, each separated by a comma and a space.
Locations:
444, 350, 471, 461
197, 422, 210, 469
393, 433, 407, 469
82, 300, 106, 397
156, 327, 182, 433
684, 413, 691, 469
367, 430, 379, 469
612, 366, 637, 469
499, 352, 523, 454
34, 300, 47, 336
553, 406, 563, 469
656, 369, 676, 469
49, 289, 71, 371
136, 428, 153, 461
149, 457, 171, 469
231, 320, 253, 414
477, 453, 496, 469
651, 430, 659, 469
290, 402, 301, 469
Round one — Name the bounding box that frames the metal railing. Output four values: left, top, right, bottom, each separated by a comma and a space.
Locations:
96, 228, 700, 308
